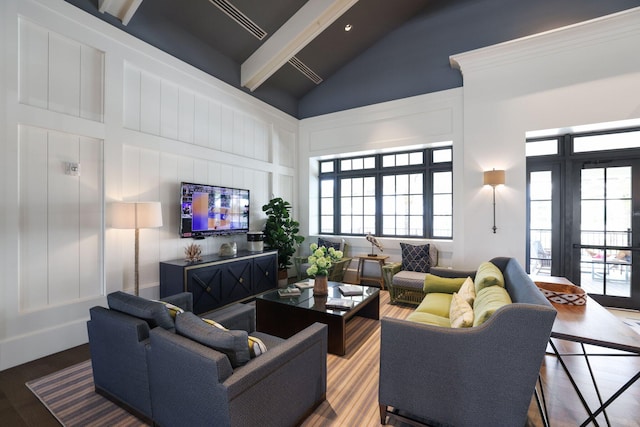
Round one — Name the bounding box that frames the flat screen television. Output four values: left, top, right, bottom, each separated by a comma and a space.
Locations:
179, 182, 250, 238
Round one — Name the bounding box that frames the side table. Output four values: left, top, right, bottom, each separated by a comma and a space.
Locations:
356, 254, 389, 289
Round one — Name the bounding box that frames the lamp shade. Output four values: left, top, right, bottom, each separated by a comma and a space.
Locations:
483, 169, 505, 187
112, 202, 163, 229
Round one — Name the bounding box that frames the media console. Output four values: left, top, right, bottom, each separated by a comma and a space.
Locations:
160, 250, 277, 314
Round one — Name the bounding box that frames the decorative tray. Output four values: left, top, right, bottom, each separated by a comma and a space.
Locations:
535, 281, 587, 305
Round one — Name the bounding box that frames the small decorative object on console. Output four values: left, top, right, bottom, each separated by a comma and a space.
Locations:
184, 243, 202, 262
219, 242, 238, 256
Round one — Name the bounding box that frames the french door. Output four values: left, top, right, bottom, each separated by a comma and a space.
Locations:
527, 130, 640, 310
572, 160, 640, 309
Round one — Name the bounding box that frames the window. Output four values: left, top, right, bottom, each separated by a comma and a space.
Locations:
318, 147, 452, 238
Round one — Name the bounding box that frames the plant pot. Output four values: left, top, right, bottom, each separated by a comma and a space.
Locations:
313, 275, 328, 296
277, 268, 289, 288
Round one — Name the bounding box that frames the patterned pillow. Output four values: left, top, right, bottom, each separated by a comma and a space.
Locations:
457, 277, 476, 306
400, 243, 431, 273
154, 300, 185, 319
203, 318, 267, 359
449, 292, 474, 328
248, 335, 268, 358
318, 237, 343, 251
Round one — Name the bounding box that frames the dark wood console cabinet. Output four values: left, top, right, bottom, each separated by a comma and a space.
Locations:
160, 250, 277, 314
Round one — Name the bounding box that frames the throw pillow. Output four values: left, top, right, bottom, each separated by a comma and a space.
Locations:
474, 261, 505, 294
423, 273, 466, 294
154, 300, 184, 319
176, 312, 250, 368
473, 286, 512, 326
318, 237, 344, 252
203, 318, 267, 359
400, 243, 431, 273
248, 335, 268, 358
457, 276, 476, 306
449, 292, 474, 328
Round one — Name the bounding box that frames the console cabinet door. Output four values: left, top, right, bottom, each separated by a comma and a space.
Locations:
254, 252, 277, 294
187, 265, 225, 315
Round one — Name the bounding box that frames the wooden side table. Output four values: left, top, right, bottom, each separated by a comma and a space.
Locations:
356, 254, 389, 289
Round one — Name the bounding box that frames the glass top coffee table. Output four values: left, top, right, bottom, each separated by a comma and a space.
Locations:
255, 281, 380, 356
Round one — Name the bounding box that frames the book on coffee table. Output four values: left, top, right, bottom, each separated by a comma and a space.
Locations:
278, 287, 301, 297
294, 280, 315, 289
338, 285, 362, 296
326, 298, 354, 310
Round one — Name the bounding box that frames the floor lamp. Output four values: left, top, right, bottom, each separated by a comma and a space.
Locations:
112, 201, 163, 295
483, 169, 505, 234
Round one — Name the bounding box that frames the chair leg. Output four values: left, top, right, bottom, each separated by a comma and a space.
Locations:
379, 403, 388, 424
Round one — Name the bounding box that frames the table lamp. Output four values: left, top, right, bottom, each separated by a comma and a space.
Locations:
112, 201, 163, 295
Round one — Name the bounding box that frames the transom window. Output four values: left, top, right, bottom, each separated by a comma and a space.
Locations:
318, 147, 453, 238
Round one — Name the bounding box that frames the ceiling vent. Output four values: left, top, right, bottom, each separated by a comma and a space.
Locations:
207, 0, 267, 40
288, 56, 323, 85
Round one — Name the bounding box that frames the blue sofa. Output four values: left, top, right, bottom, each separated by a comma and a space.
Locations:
87, 291, 327, 426
378, 257, 557, 426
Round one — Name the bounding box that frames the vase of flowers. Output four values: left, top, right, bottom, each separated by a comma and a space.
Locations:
306, 243, 343, 295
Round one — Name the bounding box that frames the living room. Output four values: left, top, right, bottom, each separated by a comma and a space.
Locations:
1, 0, 640, 425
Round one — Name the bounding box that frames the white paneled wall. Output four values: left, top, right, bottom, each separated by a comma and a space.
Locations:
123, 64, 271, 163
19, 18, 104, 122
1, 0, 297, 370
19, 125, 103, 310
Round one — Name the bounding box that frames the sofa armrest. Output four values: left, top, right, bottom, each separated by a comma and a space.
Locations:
225, 323, 328, 426
379, 303, 555, 426
381, 262, 402, 289
161, 292, 193, 312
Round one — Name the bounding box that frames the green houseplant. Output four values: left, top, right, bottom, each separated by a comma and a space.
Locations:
262, 197, 305, 285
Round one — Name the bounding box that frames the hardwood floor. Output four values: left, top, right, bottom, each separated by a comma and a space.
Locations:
1, 293, 639, 426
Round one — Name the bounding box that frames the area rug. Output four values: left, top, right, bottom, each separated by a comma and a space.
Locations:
25, 360, 148, 427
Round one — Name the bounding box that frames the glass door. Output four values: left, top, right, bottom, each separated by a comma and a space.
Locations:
576, 162, 640, 309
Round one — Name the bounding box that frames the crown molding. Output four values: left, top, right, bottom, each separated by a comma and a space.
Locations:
450, 6, 640, 75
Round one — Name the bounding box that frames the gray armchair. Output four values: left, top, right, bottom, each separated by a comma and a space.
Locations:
148, 321, 328, 426
378, 257, 556, 426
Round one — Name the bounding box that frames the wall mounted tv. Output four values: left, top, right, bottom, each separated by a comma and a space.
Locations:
179, 182, 250, 238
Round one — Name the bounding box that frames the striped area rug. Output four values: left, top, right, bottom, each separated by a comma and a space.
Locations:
26, 360, 150, 426
26, 291, 413, 427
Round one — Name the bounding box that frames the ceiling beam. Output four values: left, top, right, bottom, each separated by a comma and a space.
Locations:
241, 0, 359, 92
99, 0, 144, 26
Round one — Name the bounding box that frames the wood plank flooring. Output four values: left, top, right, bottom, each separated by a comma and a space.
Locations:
1, 291, 639, 426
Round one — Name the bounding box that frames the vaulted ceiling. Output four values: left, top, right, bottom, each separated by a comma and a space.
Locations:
64, 0, 639, 118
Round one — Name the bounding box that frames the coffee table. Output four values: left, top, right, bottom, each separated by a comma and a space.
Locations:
532, 276, 640, 427
255, 281, 380, 356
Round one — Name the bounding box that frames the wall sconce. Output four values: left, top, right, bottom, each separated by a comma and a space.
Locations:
483, 169, 505, 234
112, 201, 163, 295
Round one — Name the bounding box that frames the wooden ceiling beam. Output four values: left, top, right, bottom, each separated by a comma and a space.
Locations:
241, 0, 358, 92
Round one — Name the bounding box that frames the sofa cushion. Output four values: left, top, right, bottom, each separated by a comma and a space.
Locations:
107, 291, 175, 331
457, 277, 476, 306
175, 312, 250, 368
400, 243, 431, 273
473, 285, 512, 326
415, 293, 453, 318
392, 270, 428, 290
318, 237, 345, 252
406, 311, 451, 327
449, 292, 474, 328
423, 273, 466, 294
474, 261, 505, 294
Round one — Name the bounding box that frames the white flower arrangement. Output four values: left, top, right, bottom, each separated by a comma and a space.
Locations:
305, 243, 343, 277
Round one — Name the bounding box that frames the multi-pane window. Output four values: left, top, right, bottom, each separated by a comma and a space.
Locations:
318, 147, 453, 238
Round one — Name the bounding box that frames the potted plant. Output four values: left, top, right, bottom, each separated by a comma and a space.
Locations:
262, 197, 305, 287
306, 243, 343, 295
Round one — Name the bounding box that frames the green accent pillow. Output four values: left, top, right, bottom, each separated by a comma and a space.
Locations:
423, 273, 466, 294
415, 293, 454, 318
406, 311, 451, 327
473, 285, 512, 326
474, 261, 505, 294
449, 292, 474, 328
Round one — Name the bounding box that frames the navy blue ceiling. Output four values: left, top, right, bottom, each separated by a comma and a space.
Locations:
64, 0, 638, 119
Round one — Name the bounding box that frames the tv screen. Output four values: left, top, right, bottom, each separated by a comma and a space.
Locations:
179, 182, 250, 238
